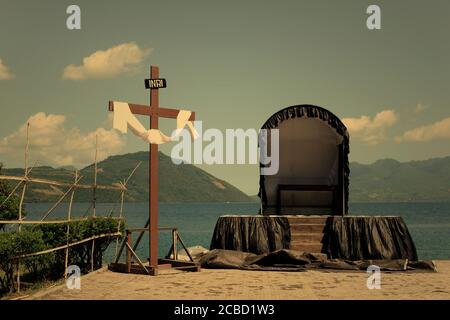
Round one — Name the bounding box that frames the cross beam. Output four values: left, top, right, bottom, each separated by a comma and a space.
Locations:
108, 101, 195, 120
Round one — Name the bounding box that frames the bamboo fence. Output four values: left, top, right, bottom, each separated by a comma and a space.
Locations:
0, 123, 141, 292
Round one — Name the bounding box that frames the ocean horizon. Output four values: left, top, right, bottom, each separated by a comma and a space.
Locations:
24, 201, 450, 261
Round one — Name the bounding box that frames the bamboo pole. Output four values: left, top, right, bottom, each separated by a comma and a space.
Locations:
0, 217, 124, 225
24, 122, 29, 176
18, 123, 29, 233
17, 185, 26, 232
90, 136, 99, 271
0, 124, 140, 288
93, 135, 98, 217
64, 170, 77, 279
17, 123, 30, 292
114, 162, 140, 257
124, 162, 142, 185
40, 174, 83, 221
91, 240, 95, 272
15, 232, 122, 259
0, 175, 125, 191
0, 180, 23, 209
0, 164, 37, 210
115, 190, 125, 257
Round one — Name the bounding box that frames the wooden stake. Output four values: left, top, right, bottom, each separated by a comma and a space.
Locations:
93, 135, 98, 217
177, 233, 194, 262
65, 170, 77, 279
172, 229, 178, 260
126, 231, 132, 273
115, 190, 125, 258
18, 184, 26, 232
91, 239, 95, 272
125, 242, 150, 275
114, 237, 127, 264
17, 123, 29, 292
112, 162, 140, 260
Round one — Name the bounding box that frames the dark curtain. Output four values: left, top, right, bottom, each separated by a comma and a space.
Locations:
210, 216, 291, 254
323, 216, 418, 260
258, 104, 350, 215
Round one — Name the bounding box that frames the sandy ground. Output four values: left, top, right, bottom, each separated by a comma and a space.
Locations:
24, 261, 450, 300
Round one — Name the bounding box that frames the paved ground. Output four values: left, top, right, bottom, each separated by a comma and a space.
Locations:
26, 261, 450, 300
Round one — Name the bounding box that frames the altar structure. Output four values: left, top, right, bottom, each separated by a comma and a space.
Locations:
211, 105, 418, 261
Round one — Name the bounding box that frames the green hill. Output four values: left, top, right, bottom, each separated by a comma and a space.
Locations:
349, 157, 450, 202
1, 151, 254, 203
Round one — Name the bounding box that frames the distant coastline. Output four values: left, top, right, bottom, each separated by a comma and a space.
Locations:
4, 152, 450, 203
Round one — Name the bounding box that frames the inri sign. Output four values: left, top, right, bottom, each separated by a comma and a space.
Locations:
145, 78, 167, 89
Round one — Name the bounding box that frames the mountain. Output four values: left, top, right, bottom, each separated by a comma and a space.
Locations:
4, 152, 450, 203
349, 157, 450, 202
0, 152, 254, 203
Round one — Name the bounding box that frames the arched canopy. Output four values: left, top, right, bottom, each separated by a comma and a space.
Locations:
258, 104, 350, 215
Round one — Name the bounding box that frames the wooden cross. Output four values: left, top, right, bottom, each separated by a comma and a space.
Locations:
108, 66, 195, 270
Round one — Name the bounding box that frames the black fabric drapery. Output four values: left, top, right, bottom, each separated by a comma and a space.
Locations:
323, 216, 418, 260
210, 216, 418, 261
199, 249, 434, 271
209, 216, 291, 254
258, 104, 350, 214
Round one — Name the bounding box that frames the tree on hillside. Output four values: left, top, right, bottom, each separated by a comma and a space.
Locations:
0, 163, 24, 230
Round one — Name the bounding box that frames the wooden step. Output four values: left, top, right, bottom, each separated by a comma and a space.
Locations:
290, 223, 326, 233
287, 216, 329, 224
290, 233, 324, 243
287, 216, 327, 254
289, 243, 324, 253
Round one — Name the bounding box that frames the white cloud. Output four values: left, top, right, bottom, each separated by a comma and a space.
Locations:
62, 42, 152, 80
0, 58, 14, 80
0, 112, 126, 168
395, 117, 450, 143
342, 110, 398, 145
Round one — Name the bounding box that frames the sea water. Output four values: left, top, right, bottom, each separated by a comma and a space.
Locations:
24, 202, 450, 261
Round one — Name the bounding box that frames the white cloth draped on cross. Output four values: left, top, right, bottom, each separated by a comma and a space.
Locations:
112, 101, 198, 144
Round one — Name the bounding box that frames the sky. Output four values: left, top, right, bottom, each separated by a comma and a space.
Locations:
1, 0, 450, 195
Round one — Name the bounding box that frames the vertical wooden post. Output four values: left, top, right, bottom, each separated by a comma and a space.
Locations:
91, 136, 98, 271
65, 170, 77, 279
93, 135, 98, 217
18, 123, 30, 233
126, 230, 132, 273
17, 122, 30, 292
340, 143, 345, 216
91, 240, 95, 272
115, 190, 125, 257
149, 66, 159, 268
172, 229, 178, 260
